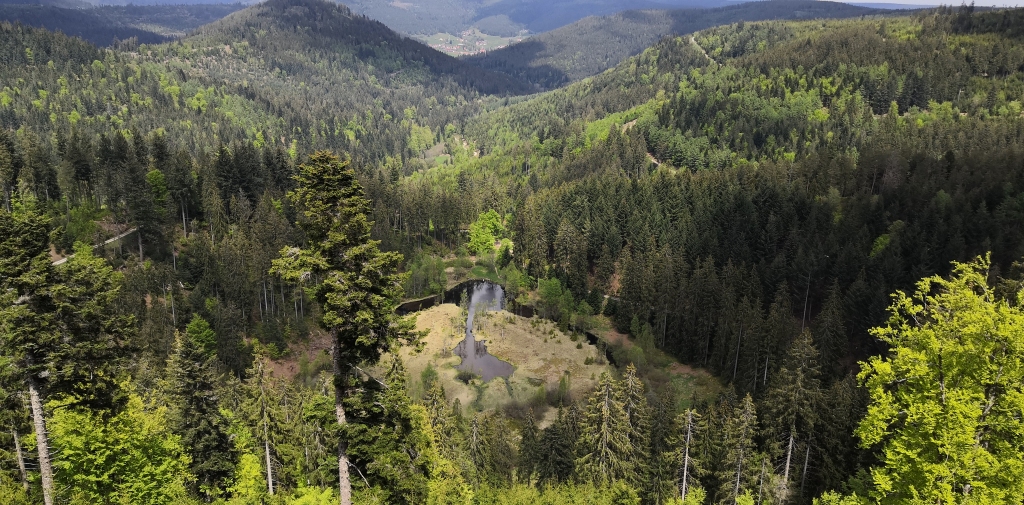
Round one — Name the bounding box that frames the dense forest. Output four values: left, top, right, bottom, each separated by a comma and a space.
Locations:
0, 2, 245, 45
3, 2, 1024, 505
462, 0, 884, 90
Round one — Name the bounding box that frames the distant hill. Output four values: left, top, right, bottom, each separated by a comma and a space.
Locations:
463, 0, 884, 89
0, 3, 244, 46
188, 0, 531, 95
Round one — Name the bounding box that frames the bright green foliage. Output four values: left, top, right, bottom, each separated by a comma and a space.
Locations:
813, 491, 865, 505
856, 256, 1024, 504
404, 253, 447, 298
224, 408, 267, 505
0, 473, 31, 505
185, 316, 216, 357
227, 453, 265, 505
467, 209, 504, 255
48, 392, 191, 504
475, 482, 651, 505
286, 487, 337, 505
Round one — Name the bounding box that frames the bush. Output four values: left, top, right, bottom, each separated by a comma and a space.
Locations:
455, 369, 477, 384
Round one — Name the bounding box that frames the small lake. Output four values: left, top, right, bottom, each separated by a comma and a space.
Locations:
448, 281, 514, 382
399, 278, 614, 379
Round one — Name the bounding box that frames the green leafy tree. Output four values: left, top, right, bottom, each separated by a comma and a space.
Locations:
468, 209, 504, 255
856, 256, 1024, 504
186, 316, 217, 357
49, 392, 191, 504
0, 205, 132, 505
271, 151, 415, 505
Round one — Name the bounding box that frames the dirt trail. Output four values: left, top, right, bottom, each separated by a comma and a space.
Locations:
690, 35, 719, 67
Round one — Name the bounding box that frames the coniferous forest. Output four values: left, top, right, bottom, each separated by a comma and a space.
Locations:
2, 1, 1024, 505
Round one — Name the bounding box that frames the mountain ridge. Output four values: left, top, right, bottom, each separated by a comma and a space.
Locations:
463, 0, 889, 89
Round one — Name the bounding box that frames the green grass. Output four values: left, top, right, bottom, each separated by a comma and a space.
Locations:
469, 264, 500, 282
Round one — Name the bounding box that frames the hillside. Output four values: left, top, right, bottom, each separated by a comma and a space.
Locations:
0, 3, 244, 45
0, 0, 530, 167
463, 0, 885, 89
3, 4, 1024, 505
302, 0, 730, 37
187, 0, 531, 95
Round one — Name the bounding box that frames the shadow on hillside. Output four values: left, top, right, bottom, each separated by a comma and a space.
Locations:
461, 38, 570, 91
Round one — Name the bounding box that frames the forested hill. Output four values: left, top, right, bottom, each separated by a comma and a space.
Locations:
4, 3, 1024, 505
462, 0, 884, 90
0, 3, 244, 46
188, 0, 531, 96
455, 6, 1024, 374
0, 0, 531, 167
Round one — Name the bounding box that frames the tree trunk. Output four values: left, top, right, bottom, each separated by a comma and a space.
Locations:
783, 432, 794, 497
800, 443, 811, 498
264, 431, 274, 496
681, 411, 693, 500
332, 335, 352, 505
27, 378, 54, 505
12, 427, 28, 491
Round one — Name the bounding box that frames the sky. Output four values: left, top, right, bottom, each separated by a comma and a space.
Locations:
846, 0, 1024, 5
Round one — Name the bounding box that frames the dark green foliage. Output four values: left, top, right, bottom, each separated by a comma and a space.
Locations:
466, 0, 882, 89
166, 328, 236, 497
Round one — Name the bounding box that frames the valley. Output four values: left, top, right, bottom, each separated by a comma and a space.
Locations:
2, 1, 1024, 505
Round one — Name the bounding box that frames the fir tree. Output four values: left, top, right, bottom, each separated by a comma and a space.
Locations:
812, 280, 847, 379
537, 406, 576, 485
517, 409, 540, 484
166, 329, 237, 498
271, 151, 415, 505
577, 373, 633, 484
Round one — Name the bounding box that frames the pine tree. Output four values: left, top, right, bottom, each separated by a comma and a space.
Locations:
0, 205, 132, 505
812, 280, 846, 379
166, 329, 237, 498
537, 406, 576, 485
576, 373, 633, 484
271, 151, 415, 505
517, 409, 540, 484
717, 395, 759, 503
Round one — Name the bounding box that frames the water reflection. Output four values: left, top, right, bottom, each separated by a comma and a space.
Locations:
452, 281, 514, 382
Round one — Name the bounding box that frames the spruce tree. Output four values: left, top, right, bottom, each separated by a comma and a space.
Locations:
517, 409, 540, 484
717, 395, 760, 503
576, 373, 633, 484
620, 364, 651, 490
1, 205, 132, 505
271, 151, 414, 505
537, 406, 576, 485
166, 328, 237, 498
762, 331, 823, 501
